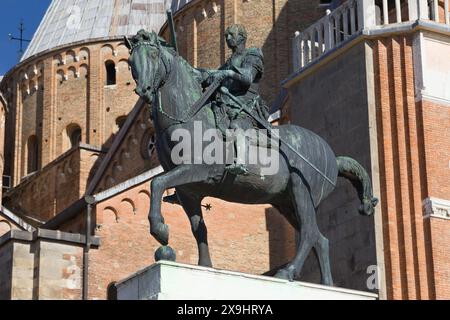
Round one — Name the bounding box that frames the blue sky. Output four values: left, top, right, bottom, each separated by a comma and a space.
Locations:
0, 0, 51, 75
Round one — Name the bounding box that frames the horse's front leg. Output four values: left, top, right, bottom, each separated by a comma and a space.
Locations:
149, 164, 214, 246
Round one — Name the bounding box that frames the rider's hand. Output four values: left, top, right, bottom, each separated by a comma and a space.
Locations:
206, 70, 233, 86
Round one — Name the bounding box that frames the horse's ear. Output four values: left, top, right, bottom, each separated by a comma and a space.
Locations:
150, 32, 159, 45
124, 36, 132, 50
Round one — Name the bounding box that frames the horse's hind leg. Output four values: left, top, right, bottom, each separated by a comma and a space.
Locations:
313, 233, 333, 286
275, 174, 319, 282
177, 191, 213, 267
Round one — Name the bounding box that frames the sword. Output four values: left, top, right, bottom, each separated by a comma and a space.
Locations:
166, 10, 178, 53
219, 87, 336, 187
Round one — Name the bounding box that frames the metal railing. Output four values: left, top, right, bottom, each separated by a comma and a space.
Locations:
293, 0, 450, 71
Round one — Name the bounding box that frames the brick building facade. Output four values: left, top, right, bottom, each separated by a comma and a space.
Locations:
283, 0, 450, 299
0, 0, 448, 300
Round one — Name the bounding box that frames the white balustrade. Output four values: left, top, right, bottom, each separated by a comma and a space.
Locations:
433, 0, 440, 22
382, 0, 389, 24
396, 0, 402, 23
444, 0, 450, 25
292, 0, 449, 72
429, 0, 450, 25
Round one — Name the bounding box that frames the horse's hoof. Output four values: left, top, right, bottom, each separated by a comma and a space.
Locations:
155, 246, 176, 262
150, 223, 169, 245
274, 269, 294, 282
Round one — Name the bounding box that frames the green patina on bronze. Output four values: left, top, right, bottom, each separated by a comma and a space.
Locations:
125, 24, 378, 286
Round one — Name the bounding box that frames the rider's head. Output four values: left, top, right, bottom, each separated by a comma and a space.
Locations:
225, 24, 247, 50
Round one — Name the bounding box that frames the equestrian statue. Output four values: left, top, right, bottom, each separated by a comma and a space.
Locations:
124, 20, 378, 286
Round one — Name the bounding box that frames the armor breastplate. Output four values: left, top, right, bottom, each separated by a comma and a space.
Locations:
221, 50, 261, 100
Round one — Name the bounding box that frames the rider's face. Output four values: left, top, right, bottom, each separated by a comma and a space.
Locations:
225, 28, 243, 49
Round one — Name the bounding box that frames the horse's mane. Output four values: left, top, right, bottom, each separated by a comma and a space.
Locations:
131, 29, 201, 85
162, 43, 202, 85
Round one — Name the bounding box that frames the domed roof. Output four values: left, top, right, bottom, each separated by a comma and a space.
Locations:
22, 0, 171, 61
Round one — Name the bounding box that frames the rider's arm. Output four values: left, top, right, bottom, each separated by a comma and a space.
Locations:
192, 68, 210, 83
223, 66, 256, 87
222, 50, 263, 86
193, 68, 220, 87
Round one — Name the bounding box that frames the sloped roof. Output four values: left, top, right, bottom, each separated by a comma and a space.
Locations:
1, 206, 38, 232
22, 0, 171, 61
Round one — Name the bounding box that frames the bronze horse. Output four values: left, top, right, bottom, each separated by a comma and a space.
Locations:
125, 30, 378, 285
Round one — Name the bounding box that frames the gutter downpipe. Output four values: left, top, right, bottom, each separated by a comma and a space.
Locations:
83, 196, 95, 300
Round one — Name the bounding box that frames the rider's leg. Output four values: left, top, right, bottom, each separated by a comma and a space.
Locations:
226, 119, 250, 175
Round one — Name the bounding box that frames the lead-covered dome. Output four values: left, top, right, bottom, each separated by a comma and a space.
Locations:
22, 0, 171, 61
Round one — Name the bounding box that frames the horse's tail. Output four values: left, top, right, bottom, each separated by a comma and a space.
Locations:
336, 156, 378, 216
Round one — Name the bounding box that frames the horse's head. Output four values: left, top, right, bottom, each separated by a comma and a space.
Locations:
125, 30, 169, 104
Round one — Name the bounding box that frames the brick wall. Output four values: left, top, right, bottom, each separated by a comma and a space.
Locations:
3, 145, 105, 222
1, 40, 139, 187
283, 25, 450, 299
429, 217, 450, 300
92, 104, 159, 194
371, 33, 450, 299
88, 181, 296, 300
285, 42, 377, 292
421, 100, 450, 199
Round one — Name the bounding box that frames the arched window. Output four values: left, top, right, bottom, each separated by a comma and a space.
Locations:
65, 124, 82, 150
27, 135, 39, 174
70, 127, 82, 147
107, 282, 118, 300
116, 116, 127, 131
105, 60, 116, 85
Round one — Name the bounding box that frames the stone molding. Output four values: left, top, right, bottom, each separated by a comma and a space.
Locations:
423, 197, 450, 220
0, 228, 100, 248
116, 261, 378, 300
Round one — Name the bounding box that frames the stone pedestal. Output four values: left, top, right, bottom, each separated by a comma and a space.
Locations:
115, 261, 378, 300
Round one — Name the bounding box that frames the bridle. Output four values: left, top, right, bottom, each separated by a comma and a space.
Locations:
129, 40, 172, 96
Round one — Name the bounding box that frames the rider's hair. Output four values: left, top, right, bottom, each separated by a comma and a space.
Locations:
225, 24, 247, 42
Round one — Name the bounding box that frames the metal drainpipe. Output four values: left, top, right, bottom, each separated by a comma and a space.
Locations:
83, 196, 95, 300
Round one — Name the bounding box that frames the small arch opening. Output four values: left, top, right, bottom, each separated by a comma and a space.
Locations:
107, 282, 118, 300
70, 127, 82, 147
105, 60, 116, 86
27, 135, 39, 174
116, 116, 127, 132
64, 124, 82, 151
